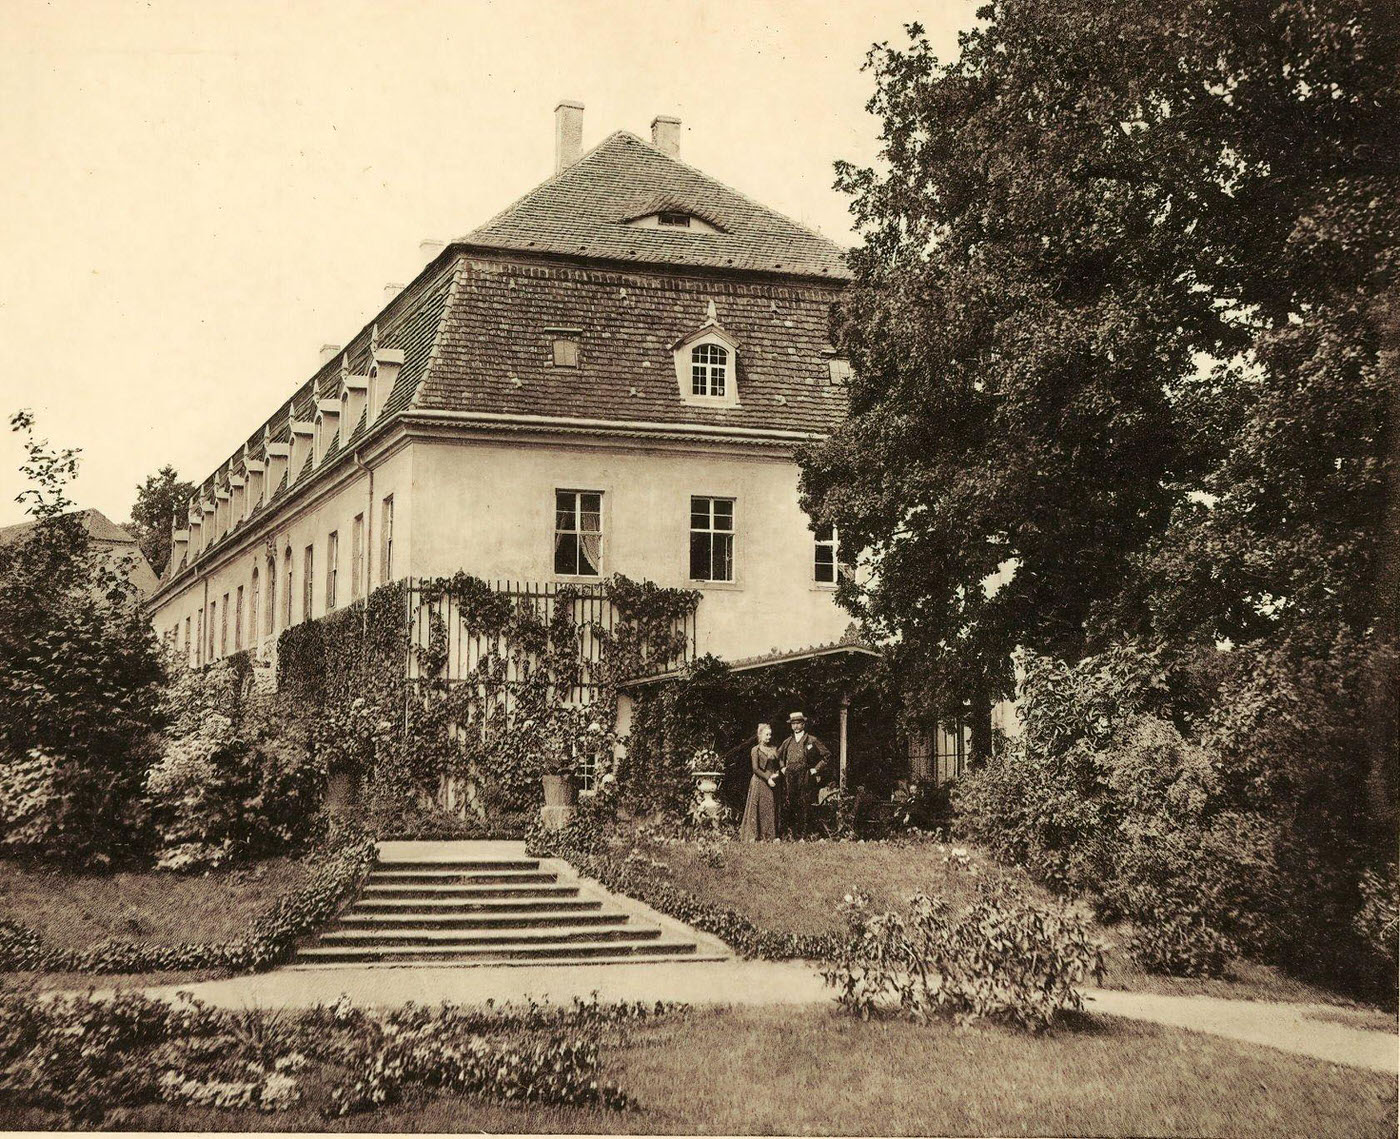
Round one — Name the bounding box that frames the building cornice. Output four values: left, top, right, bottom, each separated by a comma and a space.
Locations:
398, 407, 826, 447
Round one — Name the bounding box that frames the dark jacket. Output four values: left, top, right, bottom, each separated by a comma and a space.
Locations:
777, 731, 831, 781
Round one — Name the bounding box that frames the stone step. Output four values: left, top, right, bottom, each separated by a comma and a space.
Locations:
316, 924, 660, 948
336, 909, 631, 931
362, 881, 579, 899
294, 939, 700, 965
371, 859, 540, 873
366, 872, 565, 890
356, 892, 598, 913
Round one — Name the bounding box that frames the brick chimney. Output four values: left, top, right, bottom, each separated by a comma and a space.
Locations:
651, 115, 680, 158
555, 100, 584, 173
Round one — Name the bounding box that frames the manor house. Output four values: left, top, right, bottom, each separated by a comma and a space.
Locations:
147, 105, 856, 679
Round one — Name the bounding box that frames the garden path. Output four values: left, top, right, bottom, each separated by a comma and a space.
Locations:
133, 962, 1398, 1075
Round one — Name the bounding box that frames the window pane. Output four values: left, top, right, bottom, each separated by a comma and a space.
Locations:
580, 509, 601, 534
690, 497, 710, 530
690, 532, 711, 580
712, 499, 733, 529
580, 492, 601, 515
815, 547, 835, 583
579, 532, 601, 576
815, 523, 834, 542
716, 533, 734, 581
554, 532, 579, 576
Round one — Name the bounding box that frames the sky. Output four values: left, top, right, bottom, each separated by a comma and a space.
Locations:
0, 0, 973, 528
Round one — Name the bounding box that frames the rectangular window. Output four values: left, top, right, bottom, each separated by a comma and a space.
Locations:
184, 616, 191, 663
208, 602, 216, 660
554, 490, 602, 577
814, 524, 839, 584
552, 338, 579, 368
658, 211, 691, 227
235, 585, 244, 649
351, 514, 364, 600
220, 594, 229, 655
303, 544, 314, 622
197, 610, 204, 667
326, 531, 339, 610
689, 496, 734, 582
380, 495, 394, 582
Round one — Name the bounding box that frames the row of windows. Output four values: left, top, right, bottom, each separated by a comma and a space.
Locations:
175, 489, 843, 665
553, 490, 841, 586
172, 496, 394, 665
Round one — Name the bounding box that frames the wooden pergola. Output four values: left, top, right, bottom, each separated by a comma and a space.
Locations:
619, 638, 882, 791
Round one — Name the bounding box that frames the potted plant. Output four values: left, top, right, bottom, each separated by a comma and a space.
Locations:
688, 746, 725, 825
540, 736, 577, 808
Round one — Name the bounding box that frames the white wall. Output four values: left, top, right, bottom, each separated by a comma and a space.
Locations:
410, 433, 852, 662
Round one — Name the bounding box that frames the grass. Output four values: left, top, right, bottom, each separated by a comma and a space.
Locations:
0, 854, 314, 951
639, 835, 1388, 1007
3, 1005, 1393, 1136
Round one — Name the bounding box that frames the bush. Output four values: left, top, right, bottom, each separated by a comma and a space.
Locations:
0, 831, 375, 974
146, 658, 325, 871
1354, 865, 1399, 969
822, 880, 1105, 1032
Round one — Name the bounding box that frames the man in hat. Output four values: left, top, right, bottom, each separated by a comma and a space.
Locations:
777, 711, 831, 839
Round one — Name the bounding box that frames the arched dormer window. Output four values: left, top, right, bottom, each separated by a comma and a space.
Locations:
691, 343, 728, 398
673, 302, 740, 408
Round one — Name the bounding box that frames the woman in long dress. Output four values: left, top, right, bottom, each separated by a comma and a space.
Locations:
739, 722, 781, 841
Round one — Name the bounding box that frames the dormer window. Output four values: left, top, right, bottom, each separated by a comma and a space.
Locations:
691, 344, 728, 397
658, 212, 691, 228
673, 302, 740, 408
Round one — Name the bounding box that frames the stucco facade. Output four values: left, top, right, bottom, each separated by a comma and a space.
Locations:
146, 108, 856, 674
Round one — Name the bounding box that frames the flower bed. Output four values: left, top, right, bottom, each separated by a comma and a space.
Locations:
0, 990, 676, 1125
0, 832, 375, 974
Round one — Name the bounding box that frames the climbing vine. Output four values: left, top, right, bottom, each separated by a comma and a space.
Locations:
276, 573, 698, 832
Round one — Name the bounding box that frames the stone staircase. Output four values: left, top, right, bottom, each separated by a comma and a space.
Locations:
294, 843, 716, 967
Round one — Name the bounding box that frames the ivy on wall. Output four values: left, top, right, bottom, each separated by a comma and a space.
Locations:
275, 574, 699, 829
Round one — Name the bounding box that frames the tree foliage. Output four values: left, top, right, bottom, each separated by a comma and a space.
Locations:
801, 0, 1398, 743
126, 464, 195, 576
0, 412, 165, 866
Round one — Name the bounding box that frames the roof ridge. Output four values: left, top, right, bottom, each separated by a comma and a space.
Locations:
620, 130, 846, 254
464, 129, 638, 239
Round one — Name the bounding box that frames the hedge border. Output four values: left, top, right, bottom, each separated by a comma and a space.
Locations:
0, 834, 376, 974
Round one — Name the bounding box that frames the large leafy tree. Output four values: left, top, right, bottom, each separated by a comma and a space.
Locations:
126, 465, 195, 576
0, 413, 165, 865
801, 1, 1397, 759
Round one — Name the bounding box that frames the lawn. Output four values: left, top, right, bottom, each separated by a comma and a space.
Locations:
636, 835, 1383, 1007
4, 1005, 1393, 1136
0, 854, 316, 986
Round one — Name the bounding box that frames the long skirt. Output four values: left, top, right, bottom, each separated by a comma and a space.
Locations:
739, 774, 778, 841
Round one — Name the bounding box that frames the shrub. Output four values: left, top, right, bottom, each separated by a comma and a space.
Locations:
821, 881, 1105, 1032
956, 646, 1302, 978
146, 658, 326, 871
1354, 865, 1399, 969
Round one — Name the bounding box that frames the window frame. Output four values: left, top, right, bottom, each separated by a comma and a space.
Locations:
380, 494, 394, 583
250, 566, 260, 645
690, 343, 729, 398
302, 544, 314, 623
351, 513, 364, 600
689, 495, 736, 584
235, 584, 244, 650
814, 523, 840, 586
326, 530, 339, 610
553, 489, 604, 578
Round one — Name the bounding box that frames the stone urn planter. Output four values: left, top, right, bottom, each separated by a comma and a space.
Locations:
541, 774, 577, 808
691, 770, 725, 824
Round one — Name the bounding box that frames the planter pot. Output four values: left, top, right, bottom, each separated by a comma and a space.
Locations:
692, 770, 724, 822
541, 774, 577, 808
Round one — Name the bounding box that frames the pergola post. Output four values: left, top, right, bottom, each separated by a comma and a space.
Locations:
839, 691, 851, 792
